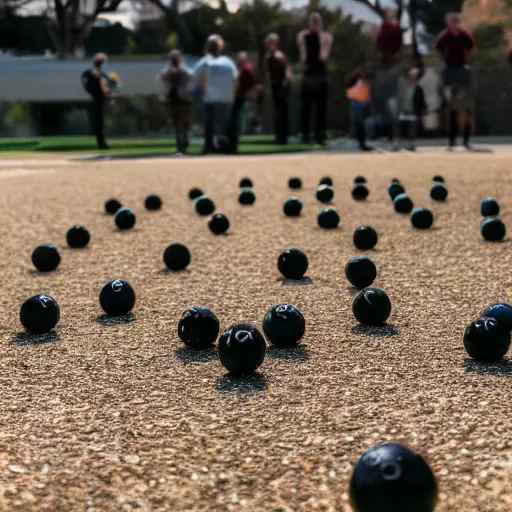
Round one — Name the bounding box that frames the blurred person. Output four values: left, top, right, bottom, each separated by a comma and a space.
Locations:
376, 8, 404, 66
229, 52, 256, 153
297, 12, 334, 145
396, 68, 427, 151
81, 53, 110, 150
265, 34, 292, 145
346, 66, 372, 151
192, 34, 238, 154
159, 50, 193, 154
434, 12, 475, 150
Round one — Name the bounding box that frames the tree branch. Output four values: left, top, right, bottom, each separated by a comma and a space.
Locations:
352, 0, 386, 19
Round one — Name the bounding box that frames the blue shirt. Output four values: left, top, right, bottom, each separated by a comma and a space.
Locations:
192, 54, 238, 104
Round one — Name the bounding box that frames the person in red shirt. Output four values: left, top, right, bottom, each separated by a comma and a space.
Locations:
228, 52, 256, 153
376, 9, 404, 65
434, 13, 475, 150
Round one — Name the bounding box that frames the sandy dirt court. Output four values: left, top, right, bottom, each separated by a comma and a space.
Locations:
0, 151, 511, 512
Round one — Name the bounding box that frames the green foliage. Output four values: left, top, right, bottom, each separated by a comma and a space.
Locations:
165, 33, 179, 51
415, 0, 466, 36
133, 20, 170, 54
85, 23, 133, 56
4, 103, 31, 127
63, 108, 89, 135
0, 14, 54, 53
474, 22, 506, 50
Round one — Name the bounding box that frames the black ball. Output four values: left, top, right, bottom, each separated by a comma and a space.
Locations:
345, 256, 377, 289
263, 304, 306, 347
319, 177, 333, 186
31, 244, 61, 272
178, 307, 220, 349
195, 196, 215, 216
482, 303, 512, 330
411, 208, 434, 229
464, 316, 511, 362
393, 193, 414, 214
99, 279, 136, 317
391, 178, 400, 185
20, 294, 60, 334
239, 188, 256, 205
350, 443, 437, 512
66, 226, 90, 248
388, 183, 405, 200
316, 185, 334, 203
354, 176, 367, 184
353, 226, 378, 250
481, 217, 506, 241
352, 184, 369, 201
239, 178, 253, 188
189, 188, 204, 200
218, 324, 266, 375
115, 208, 136, 230
283, 197, 303, 217
432, 175, 444, 183
145, 194, 162, 211
208, 213, 230, 235
318, 208, 340, 229
278, 248, 309, 280
430, 184, 448, 202
105, 198, 122, 215
352, 287, 391, 326
480, 198, 500, 217
163, 243, 191, 271
288, 177, 302, 190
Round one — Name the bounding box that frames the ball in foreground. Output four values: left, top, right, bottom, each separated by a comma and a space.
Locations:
239, 188, 256, 206
316, 185, 334, 203
350, 443, 437, 512
218, 324, 266, 375
480, 198, 500, 217
105, 198, 122, 215
20, 294, 60, 334
178, 307, 220, 349
32, 244, 61, 272
163, 243, 191, 271
195, 196, 216, 216
345, 256, 377, 289
352, 184, 369, 201
208, 214, 230, 235
352, 287, 391, 326
99, 279, 136, 316
353, 226, 378, 250
288, 177, 302, 190
393, 193, 413, 214
145, 194, 162, 211
430, 184, 448, 202
263, 304, 305, 347
318, 208, 340, 229
278, 248, 309, 280
481, 217, 506, 241
411, 208, 434, 229
115, 208, 136, 230
482, 302, 512, 330
283, 198, 303, 217
464, 316, 511, 362
66, 226, 90, 248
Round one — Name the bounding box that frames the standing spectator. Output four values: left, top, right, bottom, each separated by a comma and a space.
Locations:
346, 67, 372, 151
192, 34, 238, 154
376, 8, 404, 66
297, 12, 334, 145
265, 34, 291, 145
81, 53, 110, 150
159, 50, 193, 154
229, 52, 256, 153
434, 12, 475, 150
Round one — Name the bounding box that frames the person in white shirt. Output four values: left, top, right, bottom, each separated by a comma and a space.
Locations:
192, 34, 238, 154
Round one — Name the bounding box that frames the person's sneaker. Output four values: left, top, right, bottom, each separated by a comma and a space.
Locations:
359, 144, 374, 152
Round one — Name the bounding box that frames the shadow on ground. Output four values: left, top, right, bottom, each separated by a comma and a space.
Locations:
175, 347, 217, 364
281, 277, 313, 286
267, 345, 309, 360
10, 331, 59, 346
463, 358, 512, 376
96, 313, 135, 326
351, 324, 398, 338
216, 373, 268, 395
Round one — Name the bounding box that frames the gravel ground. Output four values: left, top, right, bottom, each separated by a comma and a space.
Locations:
0, 152, 511, 512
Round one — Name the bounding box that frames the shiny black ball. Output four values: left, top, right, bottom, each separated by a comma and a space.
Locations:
288, 177, 302, 189
345, 256, 377, 289
263, 304, 305, 347
195, 196, 215, 216
163, 243, 191, 271
115, 208, 136, 230
239, 178, 253, 188
178, 307, 220, 349
352, 184, 369, 201
66, 226, 90, 248
393, 193, 413, 214
145, 194, 162, 211
480, 198, 500, 217
20, 294, 60, 334
278, 248, 309, 280
318, 208, 340, 229
353, 226, 378, 250
105, 198, 122, 215
208, 213, 230, 235
411, 208, 434, 229
31, 244, 61, 272
189, 188, 204, 200
388, 183, 405, 200
430, 184, 448, 202
99, 279, 136, 317
239, 188, 256, 205
352, 287, 391, 326
316, 185, 334, 203
481, 217, 506, 241
319, 177, 333, 186
464, 316, 511, 361
283, 198, 303, 217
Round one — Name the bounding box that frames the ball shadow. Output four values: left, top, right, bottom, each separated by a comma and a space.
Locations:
158, 268, 191, 274
95, 313, 135, 326
10, 331, 59, 346
348, 286, 360, 297
175, 346, 217, 364
463, 358, 512, 376
267, 345, 309, 361
215, 372, 268, 395
281, 277, 313, 286
351, 324, 398, 338
28, 269, 58, 276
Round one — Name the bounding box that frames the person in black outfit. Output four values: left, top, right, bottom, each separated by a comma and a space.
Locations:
82, 53, 110, 149
296, 13, 334, 144
265, 33, 290, 145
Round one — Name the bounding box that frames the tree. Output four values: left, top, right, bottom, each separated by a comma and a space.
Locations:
46, 0, 125, 58
352, 0, 406, 21
414, 0, 466, 36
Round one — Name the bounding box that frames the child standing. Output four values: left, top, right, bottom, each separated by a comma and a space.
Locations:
346, 67, 372, 151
